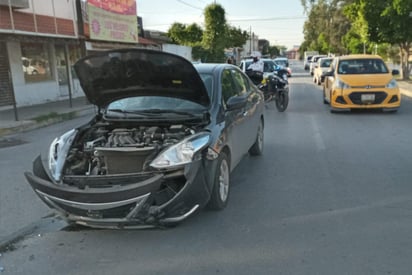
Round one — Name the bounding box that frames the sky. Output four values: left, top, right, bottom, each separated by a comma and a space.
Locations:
137, 0, 307, 50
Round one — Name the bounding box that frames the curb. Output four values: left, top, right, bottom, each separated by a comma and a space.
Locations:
400, 88, 412, 98
0, 215, 67, 253
0, 107, 95, 138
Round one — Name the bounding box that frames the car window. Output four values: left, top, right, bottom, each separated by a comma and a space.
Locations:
320, 59, 332, 67
199, 73, 214, 100
221, 69, 237, 103
338, 58, 389, 74
230, 69, 249, 96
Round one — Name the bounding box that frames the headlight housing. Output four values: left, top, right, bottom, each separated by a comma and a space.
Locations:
150, 132, 211, 169
334, 78, 351, 89
48, 129, 77, 182
386, 79, 398, 88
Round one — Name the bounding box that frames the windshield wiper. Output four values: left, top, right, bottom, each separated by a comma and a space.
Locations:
141, 109, 200, 117
106, 109, 161, 117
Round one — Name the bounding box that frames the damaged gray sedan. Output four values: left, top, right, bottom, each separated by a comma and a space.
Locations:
25, 49, 265, 228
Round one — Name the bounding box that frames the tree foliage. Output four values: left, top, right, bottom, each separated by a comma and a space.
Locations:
301, 0, 411, 79
351, 0, 412, 79
201, 4, 228, 62
166, 4, 249, 63
168, 23, 203, 46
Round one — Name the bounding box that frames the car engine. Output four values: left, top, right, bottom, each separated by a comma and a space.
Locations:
64, 124, 194, 176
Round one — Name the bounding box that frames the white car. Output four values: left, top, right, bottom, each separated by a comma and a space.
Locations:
313, 57, 333, 85
239, 58, 279, 78
309, 55, 327, 76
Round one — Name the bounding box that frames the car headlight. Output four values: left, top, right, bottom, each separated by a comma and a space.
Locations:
150, 132, 211, 169
48, 129, 77, 182
334, 78, 351, 89
386, 79, 398, 88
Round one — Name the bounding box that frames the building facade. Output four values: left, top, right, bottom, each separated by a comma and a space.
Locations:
0, 0, 83, 108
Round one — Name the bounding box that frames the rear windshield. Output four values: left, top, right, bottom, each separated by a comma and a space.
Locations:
338, 58, 389, 74
320, 58, 332, 67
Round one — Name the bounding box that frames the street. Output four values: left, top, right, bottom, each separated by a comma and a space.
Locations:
1, 61, 412, 274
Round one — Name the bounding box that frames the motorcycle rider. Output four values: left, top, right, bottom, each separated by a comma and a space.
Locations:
247, 53, 264, 73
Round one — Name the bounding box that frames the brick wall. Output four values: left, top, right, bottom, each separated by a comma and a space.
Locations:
0, 7, 75, 36
0, 42, 13, 107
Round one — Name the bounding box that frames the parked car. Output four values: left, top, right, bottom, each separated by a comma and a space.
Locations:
304, 55, 313, 70
273, 57, 289, 67
239, 58, 289, 79
313, 57, 333, 85
24, 49, 265, 229
239, 58, 278, 78
273, 57, 292, 77
322, 54, 400, 112
309, 55, 327, 76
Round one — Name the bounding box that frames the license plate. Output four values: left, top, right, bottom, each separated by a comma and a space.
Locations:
361, 94, 375, 102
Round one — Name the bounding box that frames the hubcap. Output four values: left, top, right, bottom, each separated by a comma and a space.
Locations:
218, 159, 230, 202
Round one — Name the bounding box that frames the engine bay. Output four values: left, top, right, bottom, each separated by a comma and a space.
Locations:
64, 123, 196, 176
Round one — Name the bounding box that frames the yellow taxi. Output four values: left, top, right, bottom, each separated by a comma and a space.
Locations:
323, 54, 401, 112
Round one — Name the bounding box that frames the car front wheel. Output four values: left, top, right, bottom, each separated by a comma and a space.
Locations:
207, 152, 230, 210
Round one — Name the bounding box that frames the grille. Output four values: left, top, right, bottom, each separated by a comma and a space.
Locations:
349, 92, 387, 105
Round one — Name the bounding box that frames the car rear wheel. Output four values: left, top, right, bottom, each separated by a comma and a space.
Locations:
323, 87, 328, 104
207, 152, 230, 210
249, 119, 264, 156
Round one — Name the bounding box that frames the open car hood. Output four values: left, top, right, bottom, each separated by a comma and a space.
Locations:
74, 49, 210, 108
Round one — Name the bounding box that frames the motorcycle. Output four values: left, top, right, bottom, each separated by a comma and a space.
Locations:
246, 70, 289, 112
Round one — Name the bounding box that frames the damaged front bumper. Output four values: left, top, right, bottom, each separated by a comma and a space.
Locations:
25, 156, 214, 229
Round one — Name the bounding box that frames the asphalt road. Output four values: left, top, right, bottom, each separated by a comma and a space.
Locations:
1, 62, 412, 274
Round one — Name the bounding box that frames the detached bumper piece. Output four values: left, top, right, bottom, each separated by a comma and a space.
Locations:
24, 161, 209, 229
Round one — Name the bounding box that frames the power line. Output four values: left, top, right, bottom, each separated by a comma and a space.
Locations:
229, 16, 306, 22
176, 0, 203, 11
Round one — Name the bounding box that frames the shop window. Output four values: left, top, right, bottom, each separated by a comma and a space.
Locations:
21, 42, 53, 82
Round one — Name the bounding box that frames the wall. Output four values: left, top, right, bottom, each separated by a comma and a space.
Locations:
162, 44, 192, 61
7, 40, 84, 107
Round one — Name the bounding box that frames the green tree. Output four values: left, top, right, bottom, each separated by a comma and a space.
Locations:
202, 4, 228, 62
268, 45, 280, 57
354, 0, 412, 79
301, 0, 352, 55
167, 23, 203, 46
226, 26, 249, 48
167, 4, 249, 63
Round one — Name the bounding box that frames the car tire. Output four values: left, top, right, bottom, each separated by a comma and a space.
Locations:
207, 152, 230, 211
249, 119, 264, 156
323, 87, 328, 104
276, 92, 289, 112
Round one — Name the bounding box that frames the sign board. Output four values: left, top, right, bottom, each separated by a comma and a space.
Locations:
87, 0, 138, 43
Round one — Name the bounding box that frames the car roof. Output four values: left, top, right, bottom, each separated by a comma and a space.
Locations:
338, 54, 383, 61
241, 58, 274, 62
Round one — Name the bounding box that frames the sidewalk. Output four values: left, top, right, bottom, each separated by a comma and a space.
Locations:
0, 97, 96, 137
0, 81, 411, 138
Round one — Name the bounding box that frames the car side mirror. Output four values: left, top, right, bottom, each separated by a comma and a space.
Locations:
392, 69, 400, 76
226, 95, 247, 110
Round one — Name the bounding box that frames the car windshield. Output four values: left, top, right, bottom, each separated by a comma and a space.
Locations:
107, 96, 206, 114
274, 60, 287, 67
338, 58, 389, 74
245, 60, 277, 72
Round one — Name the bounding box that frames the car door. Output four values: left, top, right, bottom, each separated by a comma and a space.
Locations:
229, 68, 260, 160
220, 68, 254, 168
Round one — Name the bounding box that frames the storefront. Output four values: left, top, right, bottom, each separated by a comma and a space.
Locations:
4, 35, 83, 107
